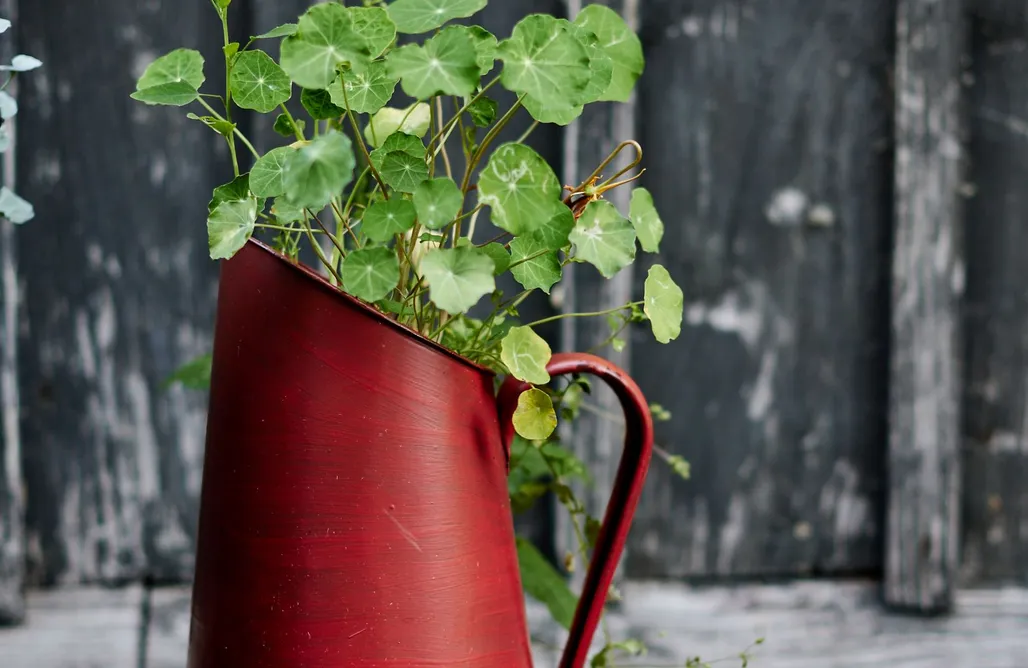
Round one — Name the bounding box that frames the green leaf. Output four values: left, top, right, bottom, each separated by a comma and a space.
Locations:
501, 326, 551, 385
0, 187, 33, 224
413, 177, 462, 230
644, 264, 684, 344
516, 536, 577, 629
463, 25, 498, 73
130, 81, 200, 106
386, 26, 480, 99
365, 103, 431, 147
350, 6, 397, 58
271, 197, 305, 222
629, 187, 663, 253
135, 48, 205, 91
208, 198, 258, 260
273, 113, 304, 138
421, 245, 496, 314
230, 50, 292, 113
341, 246, 400, 303
250, 146, 294, 198
186, 112, 236, 136
209, 174, 265, 214
280, 3, 374, 90
369, 132, 429, 193
512, 388, 558, 445
498, 15, 591, 108
531, 206, 575, 251
223, 43, 240, 61
509, 236, 561, 294
569, 200, 637, 278
254, 23, 298, 40
362, 198, 417, 242
283, 131, 356, 210
386, 0, 487, 34
574, 4, 644, 102
466, 94, 497, 127
521, 22, 611, 124
480, 242, 510, 275
163, 354, 213, 390
301, 87, 344, 119
522, 95, 582, 126
667, 455, 691, 480
330, 60, 397, 114
476, 143, 566, 236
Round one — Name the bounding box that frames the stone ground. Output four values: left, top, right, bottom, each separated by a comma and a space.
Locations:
0, 580, 1026, 667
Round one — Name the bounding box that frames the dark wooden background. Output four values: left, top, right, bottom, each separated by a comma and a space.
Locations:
1, 0, 1026, 626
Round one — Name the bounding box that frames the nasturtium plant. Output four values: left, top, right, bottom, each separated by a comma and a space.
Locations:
137, 2, 690, 661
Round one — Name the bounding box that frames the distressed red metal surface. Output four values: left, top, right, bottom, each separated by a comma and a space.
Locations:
187, 239, 653, 668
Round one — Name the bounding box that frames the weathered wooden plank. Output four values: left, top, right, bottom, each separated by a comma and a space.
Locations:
0, 586, 143, 668
960, 2, 1028, 585
557, 0, 639, 591
132, 582, 1028, 668
885, 0, 965, 612
16, 0, 226, 585
626, 0, 894, 578
0, 0, 25, 625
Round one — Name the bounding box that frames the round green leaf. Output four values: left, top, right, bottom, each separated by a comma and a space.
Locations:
421, 246, 496, 314
509, 236, 561, 294
301, 87, 344, 120
330, 60, 397, 114
481, 242, 510, 275
498, 15, 591, 108
522, 96, 582, 126
131, 82, 199, 106
351, 6, 397, 58
208, 198, 258, 260
362, 198, 417, 242
512, 388, 557, 441
569, 200, 637, 278
644, 264, 684, 344
341, 246, 400, 303
531, 206, 575, 251
386, 26, 480, 99
501, 326, 551, 385
476, 143, 565, 236
629, 187, 664, 253
386, 0, 487, 34
230, 50, 291, 113
466, 94, 498, 127
0, 187, 33, 224
250, 146, 294, 198
365, 103, 431, 147
283, 132, 356, 210
521, 22, 610, 123
135, 48, 205, 90
454, 25, 497, 73
208, 173, 256, 212
280, 3, 373, 90
413, 177, 462, 230
573, 4, 644, 102
370, 132, 429, 193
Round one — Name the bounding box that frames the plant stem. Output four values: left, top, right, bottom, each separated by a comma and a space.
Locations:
515, 120, 539, 144
427, 77, 500, 151
435, 96, 453, 179
523, 302, 643, 329
301, 216, 342, 285
339, 80, 389, 200
460, 95, 525, 196
257, 223, 321, 233
279, 103, 305, 142
311, 209, 348, 264
219, 9, 239, 175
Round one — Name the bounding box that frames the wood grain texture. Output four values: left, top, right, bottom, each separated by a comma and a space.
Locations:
557, 0, 639, 590
0, 0, 25, 624
15, 0, 225, 585
886, 0, 965, 611
960, 2, 1028, 586
626, 0, 894, 579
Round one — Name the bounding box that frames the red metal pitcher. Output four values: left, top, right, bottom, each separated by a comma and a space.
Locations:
187, 239, 654, 668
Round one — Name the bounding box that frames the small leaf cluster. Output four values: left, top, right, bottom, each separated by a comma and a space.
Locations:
0, 17, 41, 225
132, 0, 685, 444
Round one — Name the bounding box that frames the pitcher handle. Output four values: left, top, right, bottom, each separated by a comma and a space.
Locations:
497, 352, 654, 668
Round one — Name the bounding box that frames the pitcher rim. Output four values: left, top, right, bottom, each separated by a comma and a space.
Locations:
244, 237, 497, 378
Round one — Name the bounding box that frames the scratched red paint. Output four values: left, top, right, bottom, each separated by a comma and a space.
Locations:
187, 239, 653, 668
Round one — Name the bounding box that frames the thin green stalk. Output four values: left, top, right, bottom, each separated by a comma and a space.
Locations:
515, 120, 539, 145
301, 216, 342, 286
257, 223, 321, 233
427, 77, 501, 151
460, 95, 525, 197
339, 81, 389, 199
218, 9, 239, 175
329, 199, 360, 246
311, 209, 348, 264
435, 96, 453, 179
197, 98, 260, 161
279, 103, 305, 142
523, 301, 643, 329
